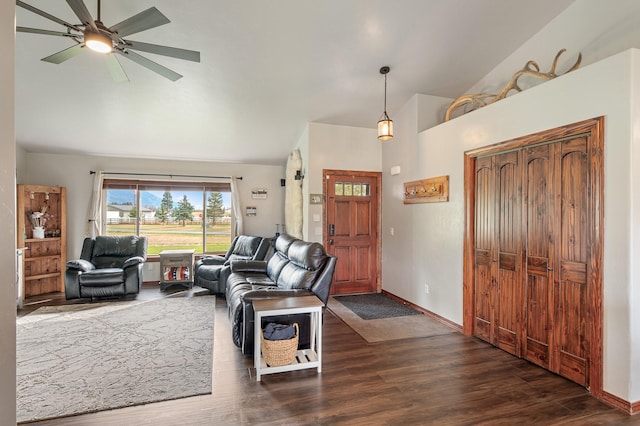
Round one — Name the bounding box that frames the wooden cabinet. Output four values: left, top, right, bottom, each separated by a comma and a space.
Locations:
17, 184, 66, 297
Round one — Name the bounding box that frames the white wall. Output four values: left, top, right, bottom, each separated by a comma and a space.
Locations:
0, 2, 16, 424
381, 94, 453, 313
383, 49, 637, 402
468, 0, 640, 96
301, 122, 381, 242
20, 153, 286, 262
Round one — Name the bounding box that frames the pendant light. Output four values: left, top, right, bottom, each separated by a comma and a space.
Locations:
377, 66, 393, 140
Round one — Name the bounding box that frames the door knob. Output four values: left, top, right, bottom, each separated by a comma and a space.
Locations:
329, 239, 334, 245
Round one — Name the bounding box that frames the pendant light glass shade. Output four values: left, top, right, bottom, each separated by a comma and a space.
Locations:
377, 66, 393, 140
377, 112, 393, 141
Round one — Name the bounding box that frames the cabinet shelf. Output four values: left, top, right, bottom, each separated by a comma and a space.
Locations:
24, 255, 60, 262
25, 237, 61, 243
25, 272, 60, 281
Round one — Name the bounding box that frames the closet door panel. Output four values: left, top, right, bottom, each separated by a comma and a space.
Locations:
474, 157, 495, 343
495, 152, 521, 355
523, 145, 553, 368
555, 139, 589, 386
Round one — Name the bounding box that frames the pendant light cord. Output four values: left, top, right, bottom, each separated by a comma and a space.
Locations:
384, 73, 388, 114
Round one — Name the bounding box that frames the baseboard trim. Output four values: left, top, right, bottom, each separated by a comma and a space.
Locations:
600, 390, 640, 415
381, 290, 462, 333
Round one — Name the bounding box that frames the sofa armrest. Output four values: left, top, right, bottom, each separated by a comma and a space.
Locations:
198, 255, 227, 266
241, 288, 315, 303
123, 256, 145, 269
230, 260, 268, 273
66, 259, 95, 272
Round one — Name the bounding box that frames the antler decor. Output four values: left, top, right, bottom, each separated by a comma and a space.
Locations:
444, 49, 582, 121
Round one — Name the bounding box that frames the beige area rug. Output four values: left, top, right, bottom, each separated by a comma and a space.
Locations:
327, 297, 458, 343
17, 295, 215, 423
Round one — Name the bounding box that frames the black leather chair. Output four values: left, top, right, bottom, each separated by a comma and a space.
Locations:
65, 235, 147, 300
193, 235, 271, 295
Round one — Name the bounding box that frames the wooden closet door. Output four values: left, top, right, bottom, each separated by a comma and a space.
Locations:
523, 144, 554, 369
473, 152, 521, 354
495, 151, 521, 355
473, 156, 495, 343
553, 137, 590, 386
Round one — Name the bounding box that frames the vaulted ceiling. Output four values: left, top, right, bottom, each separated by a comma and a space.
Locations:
15, 0, 575, 165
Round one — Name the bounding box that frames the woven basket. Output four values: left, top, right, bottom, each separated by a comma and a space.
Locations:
261, 323, 299, 367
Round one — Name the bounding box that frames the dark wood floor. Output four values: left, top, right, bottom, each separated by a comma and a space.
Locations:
19, 284, 640, 425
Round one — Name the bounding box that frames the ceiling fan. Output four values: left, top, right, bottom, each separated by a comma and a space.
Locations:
16, 0, 201, 82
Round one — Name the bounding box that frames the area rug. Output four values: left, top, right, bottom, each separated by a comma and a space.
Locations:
328, 296, 457, 343
16, 296, 215, 423
333, 293, 421, 320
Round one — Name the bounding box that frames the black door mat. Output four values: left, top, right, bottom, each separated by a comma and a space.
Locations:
333, 293, 421, 320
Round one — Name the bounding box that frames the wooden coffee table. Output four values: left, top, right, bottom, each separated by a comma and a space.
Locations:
252, 295, 324, 381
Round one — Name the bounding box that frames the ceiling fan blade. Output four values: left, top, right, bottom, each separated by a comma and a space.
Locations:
41, 44, 84, 64
123, 40, 200, 62
105, 53, 129, 83
109, 7, 170, 38
17, 0, 82, 32
118, 50, 182, 81
65, 0, 98, 32
17, 26, 77, 38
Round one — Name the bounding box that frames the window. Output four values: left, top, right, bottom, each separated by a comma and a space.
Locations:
103, 179, 232, 255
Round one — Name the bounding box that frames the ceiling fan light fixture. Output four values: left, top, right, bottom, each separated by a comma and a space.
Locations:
85, 30, 112, 53
377, 66, 393, 141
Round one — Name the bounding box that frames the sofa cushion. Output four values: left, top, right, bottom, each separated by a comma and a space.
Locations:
79, 268, 125, 285
274, 233, 297, 255
277, 263, 321, 290
92, 236, 141, 258
287, 241, 327, 271
234, 235, 262, 257
92, 256, 128, 269
266, 252, 290, 283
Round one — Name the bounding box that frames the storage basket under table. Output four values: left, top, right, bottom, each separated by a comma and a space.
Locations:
261, 323, 299, 367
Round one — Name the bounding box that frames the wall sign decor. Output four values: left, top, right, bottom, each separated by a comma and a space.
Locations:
404, 175, 449, 204
246, 206, 257, 216
251, 188, 268, 199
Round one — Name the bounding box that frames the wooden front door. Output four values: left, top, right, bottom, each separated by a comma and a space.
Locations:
464, 117, 604, 393
324, 170, 381, 295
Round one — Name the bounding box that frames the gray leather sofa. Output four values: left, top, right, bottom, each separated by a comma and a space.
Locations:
226, 233, 337, 355
65, 235, 147, 300
193, 235, 271, 294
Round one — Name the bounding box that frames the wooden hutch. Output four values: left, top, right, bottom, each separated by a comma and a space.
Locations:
16, 184, 67, 297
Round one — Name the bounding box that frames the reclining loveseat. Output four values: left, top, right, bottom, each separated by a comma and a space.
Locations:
226, 233, 337, 355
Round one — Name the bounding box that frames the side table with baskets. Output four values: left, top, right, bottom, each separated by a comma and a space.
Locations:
252, 296, 324, 381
